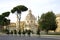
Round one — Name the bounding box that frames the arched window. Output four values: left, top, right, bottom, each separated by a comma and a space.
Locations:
27, 21, 29, 23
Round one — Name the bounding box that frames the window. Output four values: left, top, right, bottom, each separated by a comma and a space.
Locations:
27, 21, 29, 23
31, 21, 33, 23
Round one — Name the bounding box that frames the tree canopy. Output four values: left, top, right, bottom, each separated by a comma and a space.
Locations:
11, 5, 28, 31
38, 11, 57, 33
0, 12, 10, 26
11, 5, 28, 14
2, 12, 10, 17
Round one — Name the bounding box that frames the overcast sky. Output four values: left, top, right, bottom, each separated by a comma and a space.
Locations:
0, 0, 60, 22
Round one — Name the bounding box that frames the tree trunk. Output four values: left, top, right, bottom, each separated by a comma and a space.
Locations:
18, 14, 21, 31
19, 18, 20, 29
46, 31, 48, 34
46, 30, 48, 34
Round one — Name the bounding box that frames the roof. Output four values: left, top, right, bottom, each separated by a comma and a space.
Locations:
26, 10, 36, 20
56, 14, 60, 17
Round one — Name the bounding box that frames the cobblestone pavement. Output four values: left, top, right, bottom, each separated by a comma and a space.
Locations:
0, 35, 60, 40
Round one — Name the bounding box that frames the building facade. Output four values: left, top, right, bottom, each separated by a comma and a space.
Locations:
5, 10, 60, 33
7, 10, 38, 33
24, 10, 38, 33
56, 14, 60, 32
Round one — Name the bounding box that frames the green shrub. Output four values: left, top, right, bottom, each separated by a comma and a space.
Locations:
14, 30, 17, 34
48, 32, 60, 35
22, 31, 26, 36
18, 30, 21, 35
10, 31, 13, 34
27, 30, 31, 36
4, 29, 9, 34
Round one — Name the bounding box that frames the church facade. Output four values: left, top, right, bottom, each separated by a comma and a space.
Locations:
24, 10, 38, 33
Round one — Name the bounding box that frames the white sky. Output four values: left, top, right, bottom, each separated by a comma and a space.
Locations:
0, 0, 60, 23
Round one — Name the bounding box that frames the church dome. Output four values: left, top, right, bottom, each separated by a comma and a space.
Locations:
26, 10, 36, 20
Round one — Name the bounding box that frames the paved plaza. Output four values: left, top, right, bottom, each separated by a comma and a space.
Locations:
0, 35, 60, 40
